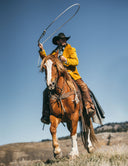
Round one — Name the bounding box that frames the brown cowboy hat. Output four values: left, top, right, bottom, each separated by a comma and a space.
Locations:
52, 33, 70, 45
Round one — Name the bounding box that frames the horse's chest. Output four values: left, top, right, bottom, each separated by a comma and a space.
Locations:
49, 96, 75, 116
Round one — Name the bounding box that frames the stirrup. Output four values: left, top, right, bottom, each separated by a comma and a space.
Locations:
87, 108, 96, 117
41, 117, 50, 124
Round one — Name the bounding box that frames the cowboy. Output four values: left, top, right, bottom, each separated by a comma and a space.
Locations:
38, 33, 96, 124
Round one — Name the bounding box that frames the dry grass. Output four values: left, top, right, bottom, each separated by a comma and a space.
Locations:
6, 149, 128, 166
0, 132, 128, 166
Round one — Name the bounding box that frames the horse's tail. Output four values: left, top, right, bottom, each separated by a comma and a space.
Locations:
79, 110, 97, 149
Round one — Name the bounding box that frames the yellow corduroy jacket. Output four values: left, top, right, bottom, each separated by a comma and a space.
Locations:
39, 44, 81, 80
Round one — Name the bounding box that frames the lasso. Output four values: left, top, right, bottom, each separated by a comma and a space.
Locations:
37, 3, 80, 66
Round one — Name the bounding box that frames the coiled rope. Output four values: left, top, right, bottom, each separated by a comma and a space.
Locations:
37, 3, 80, 66
38, 3, 80, 44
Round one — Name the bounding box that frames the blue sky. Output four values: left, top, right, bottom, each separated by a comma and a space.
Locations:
0, 0, 128, 146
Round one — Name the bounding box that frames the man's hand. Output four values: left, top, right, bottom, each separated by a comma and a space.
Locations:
60, 56, 67, 63
38, 43, 43, 51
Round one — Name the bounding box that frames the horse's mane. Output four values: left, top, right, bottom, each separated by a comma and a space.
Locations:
41, 54, 75, 90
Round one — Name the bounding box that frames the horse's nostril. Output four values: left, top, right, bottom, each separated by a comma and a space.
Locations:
48, 82, 55, 90
48, 83, 52, 87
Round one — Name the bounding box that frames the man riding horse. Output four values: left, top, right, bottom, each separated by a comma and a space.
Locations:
38, 33, 96, 124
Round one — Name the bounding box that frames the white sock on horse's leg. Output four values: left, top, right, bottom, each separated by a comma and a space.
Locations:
87, 129, 94, 153
70, 133, 79, 156
87, 129, 92, 147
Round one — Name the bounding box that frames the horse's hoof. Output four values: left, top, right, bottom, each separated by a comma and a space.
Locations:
87, 146, 94, 153
69, 151, 79, 160
69, 154, 79, 160
54, 151, 63, 159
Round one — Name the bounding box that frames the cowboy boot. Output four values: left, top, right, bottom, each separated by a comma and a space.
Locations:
75, 79, 96, 117
41, 88, 50, 124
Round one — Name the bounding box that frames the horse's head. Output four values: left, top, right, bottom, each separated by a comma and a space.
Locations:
41, 52, 67, 90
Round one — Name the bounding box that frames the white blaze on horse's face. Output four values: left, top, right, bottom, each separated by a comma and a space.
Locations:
44, 59, 55, 90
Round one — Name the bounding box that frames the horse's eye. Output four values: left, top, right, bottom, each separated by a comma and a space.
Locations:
41, 65, 46, 72
43, 65, 46, 69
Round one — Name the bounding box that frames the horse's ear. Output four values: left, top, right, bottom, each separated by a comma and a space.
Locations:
54, 50, 59, 58
40, 57, 45, 72
39, 51, 46, 60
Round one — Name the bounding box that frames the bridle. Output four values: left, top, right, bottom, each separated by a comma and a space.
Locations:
49, 73, 80, 115
44, 57, 80, 115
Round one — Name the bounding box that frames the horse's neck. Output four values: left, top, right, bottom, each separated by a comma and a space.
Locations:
56, 76, 69, 94
56, 75, 76, 95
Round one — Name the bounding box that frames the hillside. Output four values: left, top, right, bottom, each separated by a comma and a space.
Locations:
0, 122, 128, 166
95, 121, 128, 133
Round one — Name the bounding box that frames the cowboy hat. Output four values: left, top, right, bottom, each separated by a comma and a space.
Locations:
52, 33, 70, 45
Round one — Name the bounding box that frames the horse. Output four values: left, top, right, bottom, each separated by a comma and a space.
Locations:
40, 52, 97, 159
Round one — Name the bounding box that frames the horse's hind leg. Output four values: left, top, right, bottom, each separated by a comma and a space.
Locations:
50, 115, 62, 159
86, 119, 96, 153
86, 128, 94, 153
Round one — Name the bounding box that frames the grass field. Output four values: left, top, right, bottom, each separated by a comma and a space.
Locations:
7, 147, 128, 166
0, 132, 128, 166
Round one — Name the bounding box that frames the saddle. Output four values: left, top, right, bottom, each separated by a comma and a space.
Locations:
41, 87, 105, 125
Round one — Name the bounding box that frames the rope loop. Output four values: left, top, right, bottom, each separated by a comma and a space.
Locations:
38, 3, 80, 45
37, 3, 80, 67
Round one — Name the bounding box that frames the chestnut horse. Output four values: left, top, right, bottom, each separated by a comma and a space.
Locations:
40, 52, 97, 159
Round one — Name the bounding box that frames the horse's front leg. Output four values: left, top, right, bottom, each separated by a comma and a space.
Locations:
50, 115, 62, 159
68, 112, 79, 159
